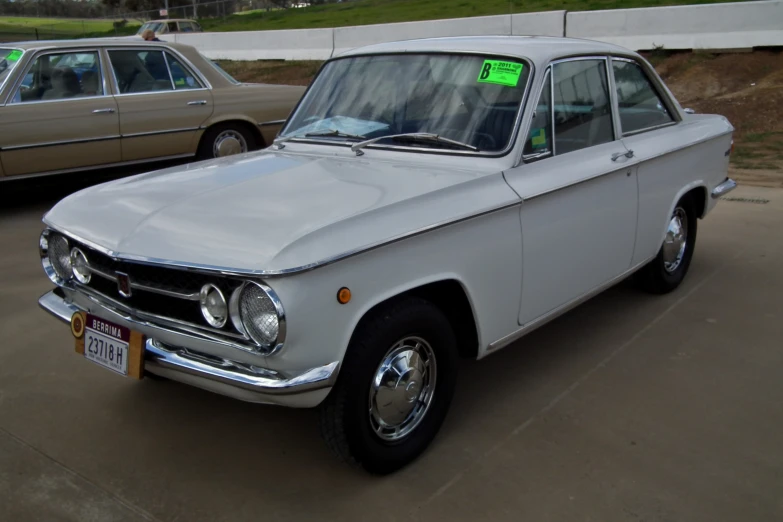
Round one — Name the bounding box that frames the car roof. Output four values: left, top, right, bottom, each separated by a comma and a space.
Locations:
0, 39, 194, 52
338, 36, 639, 65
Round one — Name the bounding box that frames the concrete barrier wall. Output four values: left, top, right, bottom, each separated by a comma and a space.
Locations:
566, 0, 783, 50
176, 1, 783, 61
173, 27, 333, 60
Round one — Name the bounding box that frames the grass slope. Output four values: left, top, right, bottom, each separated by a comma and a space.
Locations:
202, 0, 754, 32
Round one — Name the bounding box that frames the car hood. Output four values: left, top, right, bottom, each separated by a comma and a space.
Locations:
44, 151, 518, 273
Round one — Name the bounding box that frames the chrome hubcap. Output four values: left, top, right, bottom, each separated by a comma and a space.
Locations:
369, 336, 437, 442
213, 130, 247, 158
663, 207, 688, 273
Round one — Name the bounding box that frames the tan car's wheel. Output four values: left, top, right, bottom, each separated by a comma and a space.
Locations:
198, 123, 258, 160
319, 296, 458, 475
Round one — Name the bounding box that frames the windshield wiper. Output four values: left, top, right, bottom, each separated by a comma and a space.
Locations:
350, 133, 479, 156
273, 129, 366, 149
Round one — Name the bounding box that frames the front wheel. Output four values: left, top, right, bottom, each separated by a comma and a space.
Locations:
636, 195, 698, 294
319, 297, 458, 474
197, 123, 257, 160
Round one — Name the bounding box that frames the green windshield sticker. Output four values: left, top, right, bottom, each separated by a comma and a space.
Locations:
531, 128, 547, 149
175, 78, 186, 86
6, 50, 22, 61
477, 60, 523, 87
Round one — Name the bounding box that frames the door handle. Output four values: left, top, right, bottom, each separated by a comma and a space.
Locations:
187, 100, 207, 106
92, 108, 115, 114
611, 150, 634, 161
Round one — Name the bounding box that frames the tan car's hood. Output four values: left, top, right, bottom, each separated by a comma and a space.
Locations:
44, 150, 518, 273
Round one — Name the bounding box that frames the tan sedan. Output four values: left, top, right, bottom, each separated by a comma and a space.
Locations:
0, 40, 304, 179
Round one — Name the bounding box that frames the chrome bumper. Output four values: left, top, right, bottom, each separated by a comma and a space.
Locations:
712, 178, 737, 199
39, 290, 339, 404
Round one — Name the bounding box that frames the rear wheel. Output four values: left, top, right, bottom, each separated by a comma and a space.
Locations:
319, 297, 458, 474
636, 195, 698, 294
197, 123, 258, 160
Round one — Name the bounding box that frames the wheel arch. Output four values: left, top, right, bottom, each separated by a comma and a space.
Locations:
658, 181, 708, 246
348, 278, 481, 360
199, 116, 266, 150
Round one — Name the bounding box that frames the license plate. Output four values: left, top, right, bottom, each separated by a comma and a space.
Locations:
72, 312, 145, 379
85, 328, 129, 375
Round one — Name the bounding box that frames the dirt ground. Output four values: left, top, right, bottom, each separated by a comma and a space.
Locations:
219, 49, 783, 187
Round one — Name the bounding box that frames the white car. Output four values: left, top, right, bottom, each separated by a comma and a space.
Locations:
39, 36, 736, 474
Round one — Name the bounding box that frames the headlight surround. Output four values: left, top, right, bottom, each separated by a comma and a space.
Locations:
230, 281, 286, 354
40, 230, 73, 284
70, 247, 91, 284
199, 283, 228, 328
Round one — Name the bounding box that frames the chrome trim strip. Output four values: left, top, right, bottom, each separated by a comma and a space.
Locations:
258, 119, 286, 127
145, 340, 339, 396
37, 290, 338, 396
162, 50, 176, 91
712, 178, 737, 199
0, 153, 194, 182
487, 257, 654, 353
44, 198, 523, 277
2, 135, 121, 152
121, 127, 201, 138
622, 121, 678, 137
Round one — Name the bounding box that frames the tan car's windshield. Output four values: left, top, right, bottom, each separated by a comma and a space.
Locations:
280, 53, 531, 154
0, 48, 23, 86
137, 22, 165, 34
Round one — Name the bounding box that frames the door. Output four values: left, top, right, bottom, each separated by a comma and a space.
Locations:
106, 48, 213, 162
0, 49, 120, 177
609, 57, 693, 267
503, 58, 638, 326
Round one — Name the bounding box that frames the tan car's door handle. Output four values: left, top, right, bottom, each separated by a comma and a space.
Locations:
187, 100, 208, 106
92, 108, 115, 114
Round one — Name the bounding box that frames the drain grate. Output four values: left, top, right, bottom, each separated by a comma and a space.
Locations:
720, 196, 770, 204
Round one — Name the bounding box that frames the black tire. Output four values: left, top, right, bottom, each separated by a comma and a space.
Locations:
319, 296, 458, 475
636, 195, 698, 294
197, 123, 258, 160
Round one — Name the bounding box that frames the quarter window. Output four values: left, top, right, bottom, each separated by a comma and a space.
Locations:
11, 51, 102, 103
612, 60, 673, 134
166, 53, 202, 90
552, 59, 614, 155
523, 69, 553, 157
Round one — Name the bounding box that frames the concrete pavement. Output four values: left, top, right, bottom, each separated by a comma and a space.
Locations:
1, 183, 781, 522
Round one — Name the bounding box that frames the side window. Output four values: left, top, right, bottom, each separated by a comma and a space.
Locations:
109, 50, 173, 94
11, 51, 102, 103
552, 59, 614, 155
166, 53, 203, 90
168, 22, 178, 33
612, 60, 674, 135
179, 22, 194, 33
523, 69, 553, 157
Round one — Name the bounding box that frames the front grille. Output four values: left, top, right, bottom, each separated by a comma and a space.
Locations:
73, 240, 245, 337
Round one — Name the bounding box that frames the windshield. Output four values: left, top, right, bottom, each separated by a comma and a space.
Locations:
0, 48, 23, 87
280, 53, 531, 154
137, 22, 164, 34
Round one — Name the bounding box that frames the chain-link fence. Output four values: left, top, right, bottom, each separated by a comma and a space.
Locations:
0, 0, 296, 43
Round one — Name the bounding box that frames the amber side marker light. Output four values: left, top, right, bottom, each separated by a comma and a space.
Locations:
337, 287, 352, 304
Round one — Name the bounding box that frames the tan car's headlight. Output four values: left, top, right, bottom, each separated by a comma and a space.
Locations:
40, 230, 73, 284
230, 281, 286, 354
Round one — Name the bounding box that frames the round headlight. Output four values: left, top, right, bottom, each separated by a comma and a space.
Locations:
70, 248, 91, 284
45, 233, 73, 283
233, 282, 284, 351
199, 284, 227, 328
